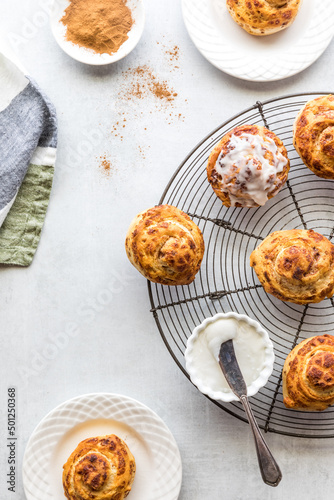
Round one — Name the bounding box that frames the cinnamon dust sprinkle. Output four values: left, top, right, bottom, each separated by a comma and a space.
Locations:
108, 43, 185, 151
166, 45, 180, 62
137, 145, 148, 160
120, 65, 178, 103
95, 42, 186, 177
107, 63, 185, 142
157, 40, 180, 69
98, 153, 114, 176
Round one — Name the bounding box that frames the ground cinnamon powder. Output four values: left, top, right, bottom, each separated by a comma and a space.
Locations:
98, 154, 114, 177
61, 0, 133, 55
121, 66, 178, 102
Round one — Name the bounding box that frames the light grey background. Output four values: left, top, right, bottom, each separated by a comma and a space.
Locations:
1, 0, 334, 499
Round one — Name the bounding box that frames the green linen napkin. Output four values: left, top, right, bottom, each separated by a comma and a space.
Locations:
0, 51, 57, 266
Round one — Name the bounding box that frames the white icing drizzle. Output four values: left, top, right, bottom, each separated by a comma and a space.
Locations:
215, 133, 288, 207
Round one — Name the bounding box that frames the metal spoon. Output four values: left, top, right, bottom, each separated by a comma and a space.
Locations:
219, 340, 282, 487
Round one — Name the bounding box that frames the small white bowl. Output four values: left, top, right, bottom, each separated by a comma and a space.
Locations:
50, 0, 145, 65
185, 312, 275, 403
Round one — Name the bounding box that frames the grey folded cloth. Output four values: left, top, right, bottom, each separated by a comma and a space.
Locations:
0, 52, 57, 265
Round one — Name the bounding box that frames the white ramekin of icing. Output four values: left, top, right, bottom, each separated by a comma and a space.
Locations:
185, 312, 275, 403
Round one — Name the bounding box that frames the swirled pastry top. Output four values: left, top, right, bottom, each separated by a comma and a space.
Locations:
226, 0, 303, 36
283, 335, 334, 411
250, 229, 334, 304
63, 434, 136, 500
125, 205, 205, 285
207, 125, 289, 208
293, 95, 334, 179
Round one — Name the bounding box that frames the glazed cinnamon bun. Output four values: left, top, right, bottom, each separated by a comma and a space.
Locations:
207, 124, 289, 208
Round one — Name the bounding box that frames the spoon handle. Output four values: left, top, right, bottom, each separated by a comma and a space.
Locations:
240, 395, 282, 487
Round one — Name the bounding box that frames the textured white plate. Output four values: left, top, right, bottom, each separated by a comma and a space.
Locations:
23, 393, 182, 500
182, 0, 334, 81
50, 0, 145, 65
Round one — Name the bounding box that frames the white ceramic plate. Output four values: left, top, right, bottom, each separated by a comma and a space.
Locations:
182, 0, 334, 81
50, 0, 145, 65
23, 393, 182, 500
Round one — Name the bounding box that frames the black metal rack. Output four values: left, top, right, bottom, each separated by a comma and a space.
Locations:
148, 92, 334, 438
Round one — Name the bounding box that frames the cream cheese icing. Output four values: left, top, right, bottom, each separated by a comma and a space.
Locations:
215, 133, 288, 207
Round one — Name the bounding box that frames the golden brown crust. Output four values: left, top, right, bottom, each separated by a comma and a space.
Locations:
62, 434, 136, 500
206, 124, 289, 207
250, 229, 334, 304
226, 0, 302, 36
125, 204, 205, 285
283, 335, 334, 411
293, 95, 334, 179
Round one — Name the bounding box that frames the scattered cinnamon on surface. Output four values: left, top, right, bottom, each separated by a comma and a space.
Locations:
110, 64, 185, 137
120, 66, 178, 103
98, 154, 113, 176
108, 48, 185, 141
157, 40, 180, 69
137, 145, 149, 160
166, 45, 180, 63
111, 116, 127, 139
61, 0, 133, 55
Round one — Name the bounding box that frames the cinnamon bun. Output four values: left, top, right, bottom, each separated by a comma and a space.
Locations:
283, 335, 334, 411
63, 434, 136, 500
293, 95, 334, 179
226, 0, 303, 36
125, 204, 204, 285
250, 229, 334, 304
207, 124, 289, 208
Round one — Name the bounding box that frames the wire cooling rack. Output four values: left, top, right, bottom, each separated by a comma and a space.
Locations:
148, 92, 334, 438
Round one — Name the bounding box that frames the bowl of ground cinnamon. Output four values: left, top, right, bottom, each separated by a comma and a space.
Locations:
50, 0, 145, 65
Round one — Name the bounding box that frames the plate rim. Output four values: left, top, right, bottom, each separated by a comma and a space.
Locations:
22, 392, 182, 500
